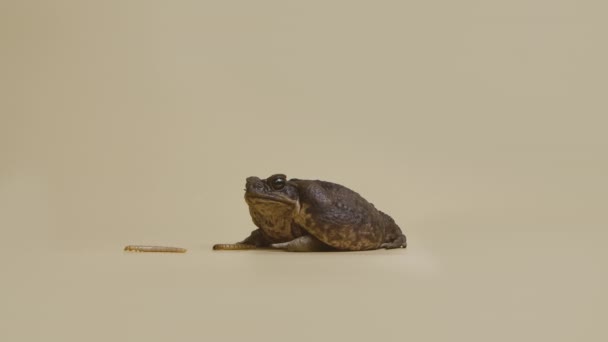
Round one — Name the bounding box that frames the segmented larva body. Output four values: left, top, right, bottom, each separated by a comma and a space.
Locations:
124, 245, 187, 253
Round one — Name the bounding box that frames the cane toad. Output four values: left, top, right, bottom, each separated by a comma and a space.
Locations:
213, 174, 407, 252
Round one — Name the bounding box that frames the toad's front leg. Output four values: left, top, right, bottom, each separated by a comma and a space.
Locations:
212, 229, 269, 250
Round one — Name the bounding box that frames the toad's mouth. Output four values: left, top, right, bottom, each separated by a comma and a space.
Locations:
244, 192, 297, 206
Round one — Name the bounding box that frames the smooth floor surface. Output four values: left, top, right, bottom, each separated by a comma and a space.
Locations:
2, 219, 606, 342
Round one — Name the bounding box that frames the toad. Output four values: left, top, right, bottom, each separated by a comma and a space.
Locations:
213, 174, 407, 252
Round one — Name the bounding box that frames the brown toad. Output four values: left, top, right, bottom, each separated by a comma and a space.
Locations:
213, 174, 407, 252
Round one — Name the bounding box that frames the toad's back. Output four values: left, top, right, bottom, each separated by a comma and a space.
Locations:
291, 179, 406, 251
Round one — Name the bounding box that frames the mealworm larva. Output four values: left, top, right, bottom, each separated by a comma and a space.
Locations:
124, 245, 187, 253
212, 243, 257, 251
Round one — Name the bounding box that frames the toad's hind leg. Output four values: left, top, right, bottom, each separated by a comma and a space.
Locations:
272, 235, 333, 252
380, 234, 407, 249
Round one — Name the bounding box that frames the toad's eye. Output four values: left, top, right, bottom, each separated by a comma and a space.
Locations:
271, 177, 286, 190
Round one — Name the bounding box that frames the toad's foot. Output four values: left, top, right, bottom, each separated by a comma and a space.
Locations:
271, 235, 333, 252
380, 234, 407, 249
212, 243, 257, 250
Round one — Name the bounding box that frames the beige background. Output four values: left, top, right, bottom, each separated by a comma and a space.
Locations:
1, 1, 606, 341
